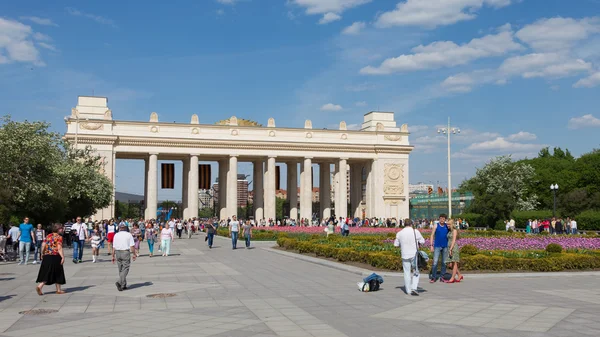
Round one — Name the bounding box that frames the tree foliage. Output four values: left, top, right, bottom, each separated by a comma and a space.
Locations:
460, 156, 538, 224
0, 116, 113, 224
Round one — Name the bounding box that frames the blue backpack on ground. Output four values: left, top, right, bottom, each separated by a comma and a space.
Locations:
363, 273, 384, 291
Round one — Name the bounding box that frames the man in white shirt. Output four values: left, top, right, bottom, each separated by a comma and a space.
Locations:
394, 219, 425, 296
229, 215, 240, 250
571, 219, 578, 235
71, 217, 89, 264
112, 224, 136, 291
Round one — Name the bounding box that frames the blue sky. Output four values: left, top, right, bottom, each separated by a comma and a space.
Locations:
2, 0, 600, 201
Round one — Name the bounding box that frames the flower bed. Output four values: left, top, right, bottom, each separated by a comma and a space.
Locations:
276, 235, 600, 272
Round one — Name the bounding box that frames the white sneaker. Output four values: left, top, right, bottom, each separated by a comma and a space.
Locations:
32, 261, 38, 264
18, 262, 23, 265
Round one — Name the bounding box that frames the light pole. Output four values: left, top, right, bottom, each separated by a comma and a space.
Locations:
438, 117, 460, 218
550, 184, 559, 217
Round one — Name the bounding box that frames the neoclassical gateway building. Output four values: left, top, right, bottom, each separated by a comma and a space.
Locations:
64, 96, 413, 222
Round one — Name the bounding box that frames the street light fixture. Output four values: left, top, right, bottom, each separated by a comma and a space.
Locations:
550, 184, 559, 217
437, 117, 460, 218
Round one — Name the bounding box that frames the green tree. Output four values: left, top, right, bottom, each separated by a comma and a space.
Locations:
0, 116, 112, 224
198, 207, 214, 218
276, 197, 285, 220
460, 156, 537, 225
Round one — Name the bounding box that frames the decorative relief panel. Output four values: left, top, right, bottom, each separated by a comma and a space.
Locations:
191, 114, 199, 124
191, 128, 199, 134
231, 129, 239, 136
376, 123, 385, 131
150, 126, 159, 133
80, 122, 104, 131
306, 132, 313, 138
268, 130, 276, 137
104, 109, 112, 120
304, 120, 312, 129
385, 134, 402, 141
383, 163, 404, 196
150, 112, 159, 122
341, 133, 348, 140
267, 118, 276, 127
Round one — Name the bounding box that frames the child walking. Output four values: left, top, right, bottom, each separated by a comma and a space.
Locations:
90, 229, 101, 263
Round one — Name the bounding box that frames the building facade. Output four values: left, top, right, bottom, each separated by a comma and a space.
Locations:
65, 96, 413, 221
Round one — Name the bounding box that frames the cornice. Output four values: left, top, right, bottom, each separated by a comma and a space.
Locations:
63, 135, 413, 154
68, 117, 411, 136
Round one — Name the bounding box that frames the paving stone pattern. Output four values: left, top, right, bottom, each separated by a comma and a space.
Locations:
0, 235, 599, 337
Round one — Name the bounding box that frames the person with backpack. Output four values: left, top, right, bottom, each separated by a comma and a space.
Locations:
394, 219, 425, 296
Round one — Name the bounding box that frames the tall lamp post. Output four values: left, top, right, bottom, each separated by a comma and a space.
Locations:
437, 117, 460, 218
550, 184, 559, 217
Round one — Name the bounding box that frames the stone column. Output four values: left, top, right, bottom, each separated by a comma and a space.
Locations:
333, 162, 340, 218
365, 160, 374, 218
227, 155, 238, 219
253, 159, 265, 222
219, 158, 228, 220
145, 153, 158, 220
188, 155, 199, 219
182, 158, 190, 220
287, 162, 298, 220
264, 156, 277, 221
320, 163, 331, 221
351, 163, 363, 219
338, 158, 348, 218
300, 157, 312, 221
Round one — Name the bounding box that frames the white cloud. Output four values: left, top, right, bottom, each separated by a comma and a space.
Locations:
355, 101, 367, 107
375, 0, 514, 29
441, 73, 475, 93
573, 71, 600, 88
497, 23, 512, 32
507, 131, 537, 141
216, 9, 226, 16
499, 53, 592, 79
216, 0, 236, 4
291, 0, 371, 15
65, 7, 117, 28
516, 17, 600, 52
0, 18, 45, 66
361, 31, 522, 75
342, 21, 366, 35
467, 137, 544, 152
568, 114, 600, 129
319, 12, 341, 24
37, 42, 57, 52
321, 103, 343, 111
19, 16, 58, 26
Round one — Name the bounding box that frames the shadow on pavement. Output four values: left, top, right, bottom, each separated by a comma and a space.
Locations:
66, 285, 95, 293
126, 282, 153, 290
0, 295, 16, 302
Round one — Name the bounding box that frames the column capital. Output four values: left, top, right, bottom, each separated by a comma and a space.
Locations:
148, 152, 159, 156
229, 154, 239, 158
339, 157, 349, 161
190, 154, 200, 158
304, 156, 313, 160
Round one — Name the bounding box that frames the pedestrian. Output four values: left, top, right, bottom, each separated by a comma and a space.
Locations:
112, 224, 136, 291
8, 223, 19, 253
71, 217, 89, 264
18, 217, 35, 265
63, 220, 73, 248
145, 224, 156, 257
571, 218, 578, 234
106, 219, 116, 256
242, 220, 252, 248
176, 220, 183, 239
429, 214, 449, 283
90, 229, 101, 263
160, 224, 174, 257
131, 224, 142, 257
229, 215, 240, 250
33, 224, 45, 265
187, 220, 193, 239
206, 220, 215, 249
445, 219, 463, 283
394, 219, 425, 296
35, 223, 66, 295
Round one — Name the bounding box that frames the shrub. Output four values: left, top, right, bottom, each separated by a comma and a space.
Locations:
576, 210, 600, 231
539, 231, 550, 236
460, 213, 484, 226
460, 244, 478, 256
545, 243, 563, 253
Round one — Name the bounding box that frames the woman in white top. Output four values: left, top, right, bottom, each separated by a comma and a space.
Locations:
160, 226, 174, 257
106, 219, 116, 256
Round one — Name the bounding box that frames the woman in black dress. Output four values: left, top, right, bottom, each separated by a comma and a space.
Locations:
36, 223, 66, 295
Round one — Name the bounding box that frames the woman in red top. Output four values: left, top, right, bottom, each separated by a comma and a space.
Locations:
36, 223, 66, 295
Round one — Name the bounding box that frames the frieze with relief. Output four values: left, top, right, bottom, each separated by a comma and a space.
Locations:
383, 163, 404, 196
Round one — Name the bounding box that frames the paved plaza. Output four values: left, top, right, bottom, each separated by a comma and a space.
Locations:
1, 235, 600, 337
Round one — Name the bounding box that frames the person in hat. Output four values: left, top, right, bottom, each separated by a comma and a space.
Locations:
112, 223, 136, 291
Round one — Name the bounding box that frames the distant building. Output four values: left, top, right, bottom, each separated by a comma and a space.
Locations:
213, 174, 249, 208
198, 189, 214, 209
409, 183, 434, 194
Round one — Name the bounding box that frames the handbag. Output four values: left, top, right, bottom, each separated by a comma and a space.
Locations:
413, 228, 428, 270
